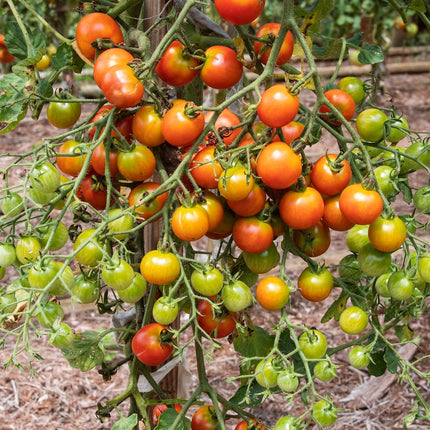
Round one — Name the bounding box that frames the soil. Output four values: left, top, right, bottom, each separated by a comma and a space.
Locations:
0, 70, 430, 430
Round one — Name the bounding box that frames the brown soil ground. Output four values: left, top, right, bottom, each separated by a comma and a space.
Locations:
0, 68, 430, 430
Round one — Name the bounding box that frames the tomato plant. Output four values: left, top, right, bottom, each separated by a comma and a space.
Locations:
298, 266, 333, 302
256, 276, 290, 311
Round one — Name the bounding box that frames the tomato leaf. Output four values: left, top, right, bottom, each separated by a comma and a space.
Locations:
367, 349, 386, 377
154, 408, 190, 430
233, 325, 275, 359
4, 22, 46, 59
408, 0, 426, 13
36, 79, 53, 98
357, 44, 384, 65
112, 414, 138, 430
51, 43, 85, 73
229, 380, 266, 408
384, 347, 399, 374
321, 292, 348, 323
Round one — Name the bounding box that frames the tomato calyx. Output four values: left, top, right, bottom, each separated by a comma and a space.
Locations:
183, 102, 203, 119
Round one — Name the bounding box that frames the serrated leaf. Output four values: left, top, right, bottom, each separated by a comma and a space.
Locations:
51, 43, 85, 73
154, 408, 190, 430
112, 414, 139, 430
4, 22, 46, 59
384, 347, 399, 374
229, 380, 266, 408
358, 44, 384, 65
36, 79, 53, 98
408, 0, 426, 13
368, 349, 387, 376
233, 326, 275, 359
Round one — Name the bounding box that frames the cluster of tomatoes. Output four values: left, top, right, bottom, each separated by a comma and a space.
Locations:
1, 0, 430, 429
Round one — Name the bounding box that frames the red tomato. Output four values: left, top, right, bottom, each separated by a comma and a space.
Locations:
128, 182, 168, 222
56, 140, 87, 177
257, 84, 300, 128
132, 323, 173, 366
214, 0, 265, 25
292, 220, 331, 257
197, 299, 237, 338
0, 34, 15, 63
117, 144, 156, 182
256, 276, 290, 311
171, 204, 210, 241
100, 64, 144, 109
235, 419, 266, 430
75, 12, 123, 61
191, 405, 218, 430
279, 187, 324, 230
205, 108, 242, 146
200, 46, 243, 90
90, 142, 119, 177
256, 142, 302, 189
132, 105, 164, 147
232, 216, 274, 254
310, 153, 352, 196
153, 404, 183, 426
77, 174, 115, 210
161, 100, 205, 147
226, 182, 266, 217
88, 105, 134, 142
190, 145, 224, 189
319, 89, 356, 125
322, 195, 354, 231
155, 40, 200, 86
93, 48, 134, 87
339, 183, 383, 225
206, 207, 236, 239
254, 23, 294, 66
279, 121, 305, 145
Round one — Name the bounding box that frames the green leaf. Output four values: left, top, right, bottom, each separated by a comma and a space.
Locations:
229, 380, 266, 408
395, 325, 415, 342
321, 292, 349, 323
368, 349, 387, 376
233, 326, 275, 359
36, 79, 53, 98
384, 347, 399, 374
0, 74, 29, 134
51, 43, 85, 73
4, 22, 46, 59
358, 44, 384, 65
112, 414, 139, 430
154, 408, 190, 430
408, 0, 426, 13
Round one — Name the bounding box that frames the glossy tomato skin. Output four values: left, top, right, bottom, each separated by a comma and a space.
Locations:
191, 266, 224, 296
161, 100, 205, 147
298, 267, 333, 302
256, 276, 290, 310
191, 405, 217, 430
140, 250, 181, 285
292, 220, 331, 257
200, 46, 243, 90
279, 121, 305, 145
256, 141, 302, 189
171, 204, 210, 241
319, 89, 356, 125
198, 190, 225, 231
214, 0, 265, 25
205, 108, 242, 146
93, 48, 134, 87
100, 64, 144, 109
299, 329, 327, 359
56, 140, 87, 177
77, 174, 115, 210
226, 182, 266, 217
257, 85, 300, 128
73, 228, 104, 267
47, 101, 81, 129
197, 299, 237, 338
117, 144, 156, 182
243, 242, 280, 274
75, 12, 123, 61
232, 216, 274, 254
313, 400, 338, 428
218, 164, 254, 201
322, 195, 354, 231
90, 142, 119, 177
155, 40, 200, 86
355, 108, 388, 142
338, 76, 365, 104
279, 187, 324, 230
0, 34, 15, 63
339, 306, 368, 334
132, 105, 165, 147
132, 323, 173, 366
254, 23, 294, 66
190, 145, 223, 189
339, 183, 383, 225
368, 216, 407, 252
128, 182, 168, 222
357, 243, 391, 277
310, 154, 352, 196
221, 280, 253, 312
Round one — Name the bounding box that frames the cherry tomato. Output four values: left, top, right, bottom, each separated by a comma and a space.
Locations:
314, 360, 337, 382
413, 186, 430, 214
226, 183, 266, 217
190, 145, 224, 189
218, 164, 254, 201
205, 108, 242, 146
206, 207, 236, 240
242, 242, 280, 274
36, 53, 51, 70
368, 216, 407, 253
214, 0, 265, 25
132, 105, 165, 147
339, 306, 368, 334
39, 221, 69, 251
200, 46, 243, 90
1, 192, 24, 217
339, 183, 383, 225
279, 121, 305, 145
117, 273, 147, 303
153, 404, 183, 426
298, 329, 327, 359
0, 243, 17, 267
198, 190, 225, 231
355, 108, 388, 142
197, 299, 237, 338
348, 345, 370, 369
0, 34, 15, 63
322, 195, 354, 231
312, 399, 338, 428
221, 280, 253, 312
117, 144, 156, 182
90, 142, 119, 177
107, 208, 134, 240
172, 204, 210, 241
56, 140, 87, 177
191, 266, 224, 296
374, 165, 396, 196
72, 274, 100, 304
47, 100, 81, 129
357, 243, 391, 277
191, 405, 217, 430
254, 23, 294, 66
73, 228, 105, 267
75, 12, 123, 61
235, 419, 266, 430
49, 322, 74, 349
132, 323, 173, 366
345, 224, 370, 253
102, 259, 135, 290
128, 182, 168, 222
401, 141, 430, 173
256, 141, 302, 189
274, 416, 298, 430
155, 40, 200, 87
257, 85, 300, 128
319, 89, 355, 125
255, 357, 278, 388
256, 276, 290, 311
337, 76, 365, 104
77, 174, 115, 210
386, 115, 409, 143
298, 266, 333, 302
387, 270, 415, 300
153, 297, 179, 325
140, 250, 180, 285
100, 64, 144, 109
93, 47, 134, 87
292, 220, 331, 257
374, 272, 392, 298
28, 259, 60, 291
36, 302, 64, 328
338, 254, 361, 282
417, 252, 430, 283
233, 216, 274, 254
16, 236, 42, 264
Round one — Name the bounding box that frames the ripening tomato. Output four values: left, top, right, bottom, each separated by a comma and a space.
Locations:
0, 34, 15, 63
197, 299, 237, 338
232, 216, 274, 254
298, 266, 333, 302
93, 48, 134, 87
128, 182, 168, 221
56, 140, 87, 177
339, 306, 368, 335
191, 265, 224, 296
355, 108, 388, 143
254, 23, 294, 66
190, 145, 224, 189
322, 195, 354, 231
257, 85, 300, 128
368, 215, 407, 253
214, 0, 265, 25
292, 220, 331, 257
47, 100, 81, 129
117, 144, 156, 182
155, 40, 200, 87
221, 280, 253, 312
339, 183, 383, 225
161, 100, 205, 147
198, 190, 225, 231
200, 45, 243, 89
100, 64, 144, 109
132, 323, 173, 366
73, 228, 105, 267
357, 243, 392, 277
243, 242, 280, 274
256, 141, 302, 189
226, 182, 266, 217
279, 187, 324, 230
235, 419, 266, 430
77, 174, 115, 210
218, 164, 254, 201
312, 400, 338, 428
140, 250, 181, 285
90, 142, 119, 177
171, 204, 210, 241
205, 108, 242, 146
310, 154, 352, 196
279, 121, 305, 145
191, 405, 218, 430
75, 12, 123, 61
319, 88, 356, 125
206, 207, 236, 239
256, 276, 290, 310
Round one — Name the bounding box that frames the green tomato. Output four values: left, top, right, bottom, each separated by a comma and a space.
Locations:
299, 329, 327, 359
346, 224, 370, 253
73, 229, 105, 267
413, 186, 430, 214
50, 263, 75, 296
243, 242, 280, 274
191, 266, 224, 296
107, 208, 134, 240
274, 416, 298, 430
417, 252, 430, 283
30, 162, 61, 193
72, 274, 100, 304
39, 221, 69, 251
0, 243, 17, 267
102, 259, 135, 291
152, 297, 179, 325
374, 165, 396, 196
348, 345, 370, 369
338, 76, 365, 104
374, 272, 392, 298
221, 280, 253, 312
401, 141, 430, 173
28, 259, 60, 291
0, 266, 5, 281
16, 236, 42, 264
338, 254, 361, 282
28, 186, 55, 206
277, 369, 299, 393
357, 243, 392, 278
49, 322, 74, 348
388, 270, 415, 300
314, 360, 337, 382
255, 357, 278, 388
355, 108, 388, 143
36, 301, 64, 328
1, 192, 24, 217
312, 399, 338, 428
0, 293, 16, 314
386, 116, 409, 143
117, 273, 147, 303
